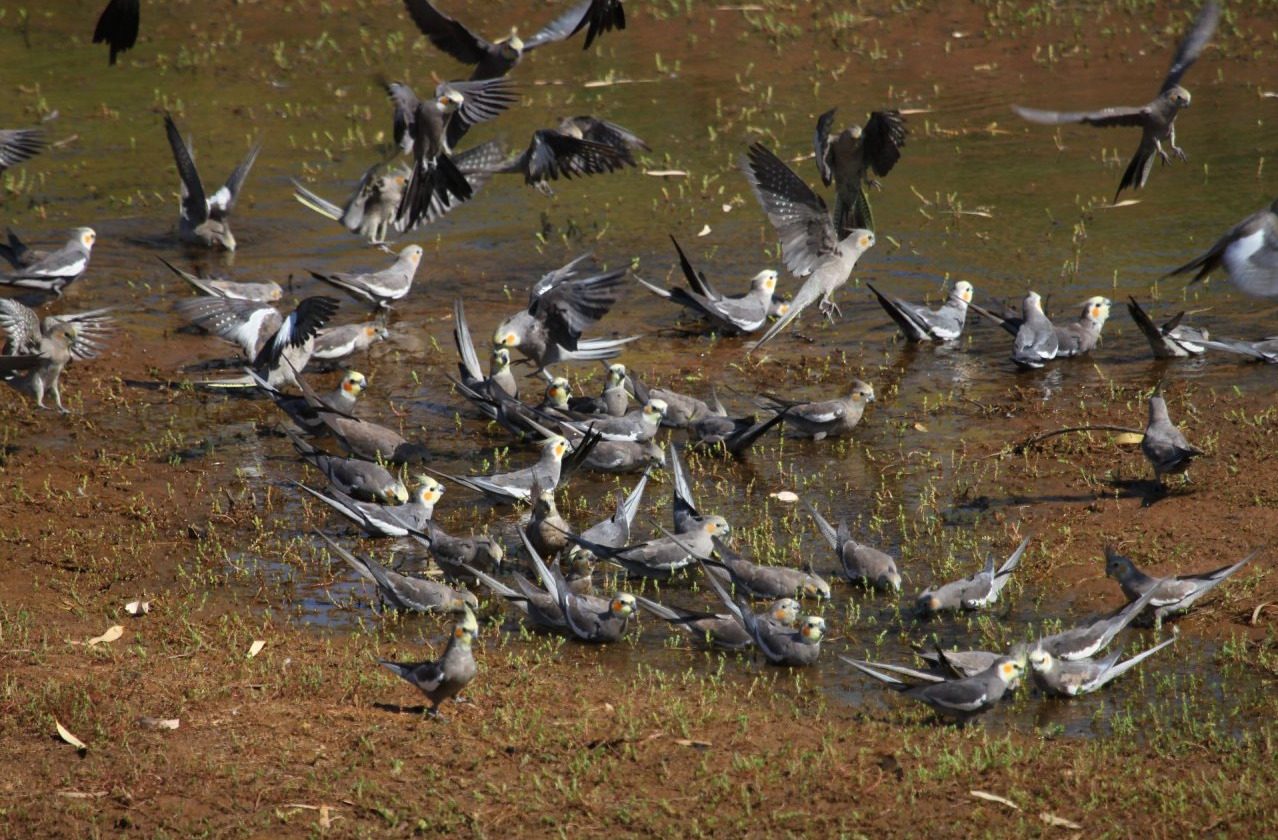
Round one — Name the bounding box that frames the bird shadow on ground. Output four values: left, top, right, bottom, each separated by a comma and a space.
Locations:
1106, 478, 1189, 508
372, 701, 429, 716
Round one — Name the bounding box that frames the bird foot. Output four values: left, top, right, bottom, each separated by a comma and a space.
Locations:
1170, 146, 1188, 162
818, 297, 842, 321
867, 178, 884, 192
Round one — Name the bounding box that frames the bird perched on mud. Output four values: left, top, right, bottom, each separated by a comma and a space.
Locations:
433, 434, 591, 505
0, 299, 113, 412
756, 379, 875, 441
1033, 583, 1162, 661
1163, 195, 1278, 299
93, 0, 140, 64
843, 655, 1024, 724
318, 531, 476, 614
1010, 292, 1058, 368
1011, 1, 1220, 201
298, 476, 441, 538
635, 594, 800, 651
813, 107, 907, 236
0, 227, 96, 297
635, 236, 785, 336
700, 559, 825, 666
974, 294, 1111, 362
1027, 637, 1177, 698
868, 280, 973, 343
495, 117, 643, 194
388, 77, 518, 228
0, 128, 46, 174
1104, 546, 1254, 624
285, 428, 406, 504
916, 535, 1031, 616
159, 256, 282, 303
524, 532, 636, 644
401, 0, 621, 81
378, 605, 480, 718
740, 142, 875, 351
1141, 389, 1203, 489
492, 254, 637, 374
163, 113, 261, 251
803, 500, 900, 591
308, 245, 423, 309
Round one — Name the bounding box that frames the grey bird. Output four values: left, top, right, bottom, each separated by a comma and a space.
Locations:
0, 128, 46, 173
687, 402, 788, 458
292, 141, 505, 243
628, 373, 715, 428
163, 112, 261, 251
93, 0, 139, 64
523, 531, 636, 644
814, 107, 907, 236
1028, 637, 1178, 698
410, 520, 505, 580
158, 256, 283, 303
701, 559, 825, 666
0, 299, 113, 412
1010, 292, 1058, 368
635, 235, 782, 335
916, 534, 1031, 615
286, 427, 407, 504
432, 434, 578, 505
1194, 335, 1278, 364
453, 297, 518, 401
757, 379, 875, 441
634, 594, 800, 651
377, 605, 479, 718
803, 500, 900, 591
1011, 1, 1219, 201
297, 476, 443, 538
1105, 546, 1255, 623
869, 280, 973, 342
258, 369, 365, 436
290, 369, 429, 465
561, 363, 629, 417
318, 531, 476, 614
526, 485, 572, 559
1034, 581, 1163, 661
1054, 296, 1112, 357
566, 516, 731, 581
1163, 196, 1278, 298
495, 122, 638, 193
579, 438, 664, 473
174, 296, 281, 359
492, 254, 638, 375
696, 533, 832, 601
576, 469, 650, 554
308, 245, 423, 309
842, 655, 1023, 724
204, 296, 340, 390
560, 398, 666, 442
1141, 390, 1203, 487
742, 142, 876, 351
0, 227, 96, 297
914, 646, 1023, 680
1126, 297, 1209, 359
401, 0, 605, 80
464, 560, 570, 630
389, 78, 517, 228
312, 321, 390, 362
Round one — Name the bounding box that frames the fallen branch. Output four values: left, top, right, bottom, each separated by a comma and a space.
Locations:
1009, 425, 1143, 456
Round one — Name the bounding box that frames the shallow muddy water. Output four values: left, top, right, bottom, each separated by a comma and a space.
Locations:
3, 0, 1277, 737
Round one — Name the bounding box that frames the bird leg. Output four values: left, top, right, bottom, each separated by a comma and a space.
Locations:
818, 293, 842, 321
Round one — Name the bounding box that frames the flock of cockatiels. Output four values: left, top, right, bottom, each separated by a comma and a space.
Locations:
0, 0, 1268, 725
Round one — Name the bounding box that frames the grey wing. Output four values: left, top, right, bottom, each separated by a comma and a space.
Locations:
163, 113, 208, 223
533, 268, 628, 349
861, 110, 907, 178
385, 82, 419, 152
741, 142, 837, 277
1012, 104, 1149, 129
0, 299, 42, 353
669, 235, 721, 300
0, 129, 46, 170
175, 296, 280, 351
1162, 1, 1220, 93
574, 117, 650, 153
442, 78, 519, 149
44, 309, 115, 360
401, 0, 494, 64
813, 109, 836, 186
524, 0, 594, 49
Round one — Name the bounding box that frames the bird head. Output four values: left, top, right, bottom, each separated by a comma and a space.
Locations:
848, 379, 876, 403
365, 324, 388, 342
1103, 547, 1135, 582
492, 321, 521, 348
546, 377, 571, 407
401, 244, 424, 265
916, 591, 942, 614
456, 604, 480, 640
490, 346, 511, 372
610, 593, 637, 618
1165, 85, 1191, 108
997, 658, 1025, 685
544, 435, 569, 461
606, 363, 627, 388
642, 442, 667, 467
478, 537, 505, 570
1084, 296, 1112, 324
952, 280, 975, 304
799, 616, 826, 643
1027, 647, 1052, 674
853, 230, 876, 251
770, 299, 792, 319
643, 399, 668, 424
499, 29, 524, 58
414, 476, 445, 507
802, 575, 831, 600
534, 488, 557, 516
752, 269, 779, 293
703, 516, 730, 537
435, 88, 465, 115
879, 569, 903, 592
76, 228, 97, 250
770, 598, 800, 626
341, 371, 367, 397
1025, 291, 1044, 312
383, 481, 409, 505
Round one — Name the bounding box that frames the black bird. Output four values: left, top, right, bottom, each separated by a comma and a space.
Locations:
93, 0, 140, 65
814, 108, 907, 236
